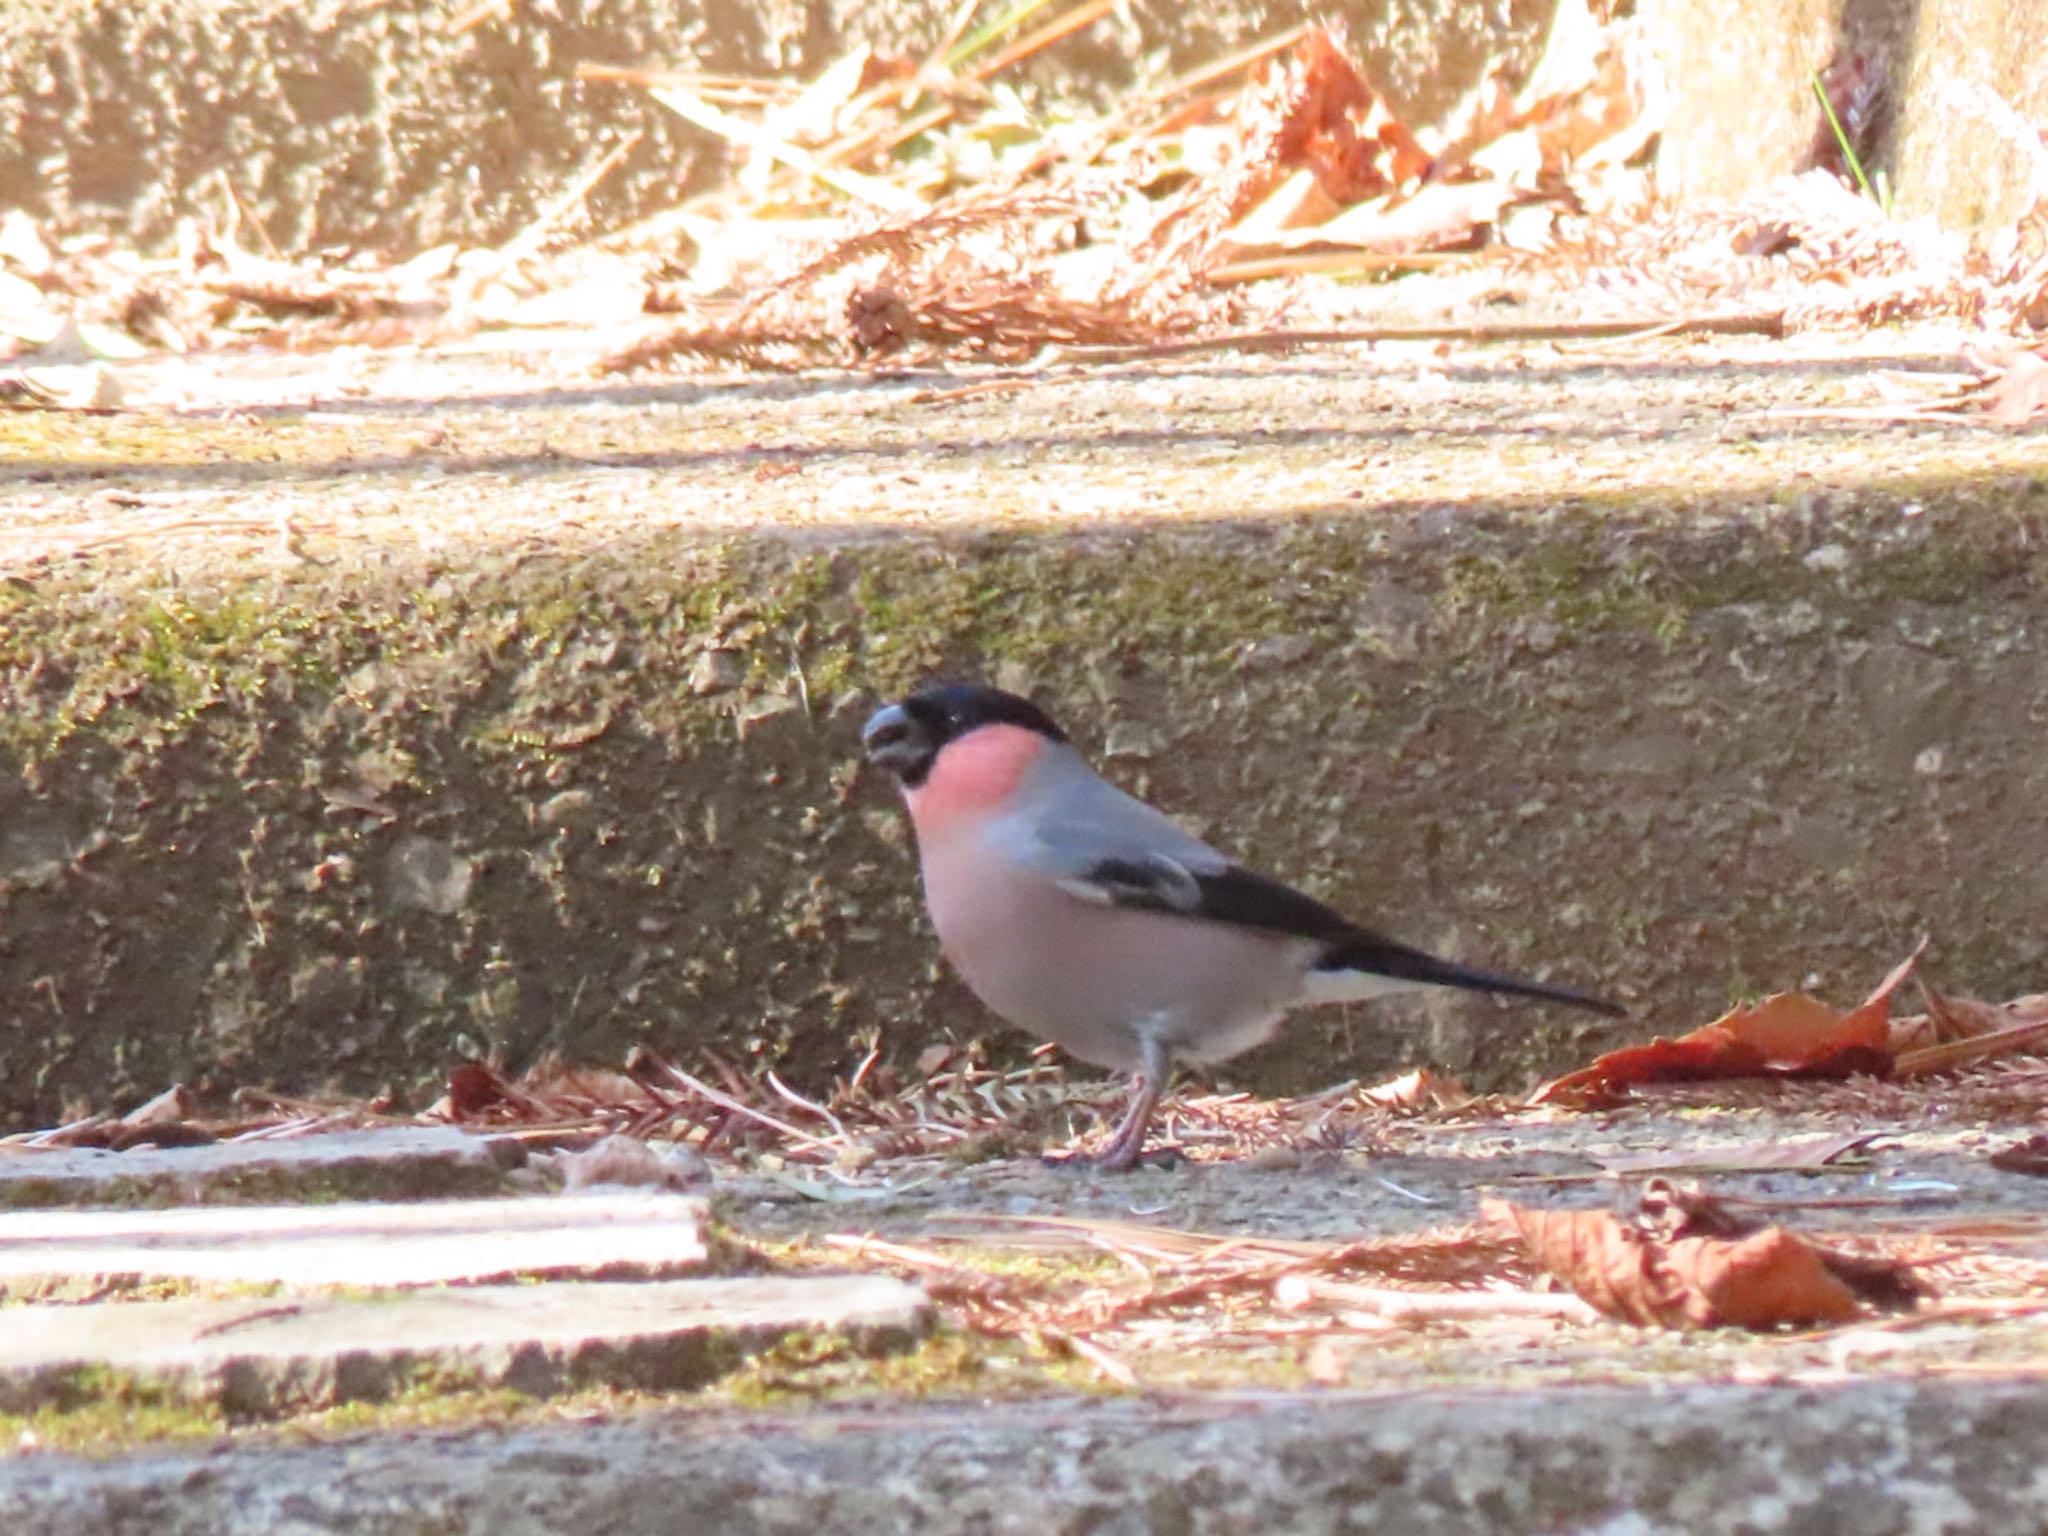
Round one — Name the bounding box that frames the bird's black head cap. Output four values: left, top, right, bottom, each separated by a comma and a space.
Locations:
862, 682, 1066, 786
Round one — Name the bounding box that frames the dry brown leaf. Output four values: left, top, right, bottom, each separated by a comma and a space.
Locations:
446, 1061, 514, 1118
1487, 1199, 1695, 1325
1977, 349, 2048, 425
1989, 1133, 2048, 1177
1888, 991, 2014, 1053
1807, 54, 1886, 183
1486, 1194, 1913, 1330
1127, 27, 1426, 302
1662, 1227, 1863, 1328
121, 1083, 202, 1128
1532, 944, 1923, 1106
1360, 1067, 1472, 1112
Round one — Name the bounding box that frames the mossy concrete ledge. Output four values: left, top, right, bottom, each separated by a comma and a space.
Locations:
5, 483, 2048, 1126
7, 1379, 2048, 1535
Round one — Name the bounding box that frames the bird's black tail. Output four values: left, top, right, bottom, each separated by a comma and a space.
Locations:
1316, 931, 1624, 1017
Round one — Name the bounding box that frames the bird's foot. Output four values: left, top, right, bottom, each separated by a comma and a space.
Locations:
1039, 1139, 1181, 1173
1066, 1059, 1170, 1173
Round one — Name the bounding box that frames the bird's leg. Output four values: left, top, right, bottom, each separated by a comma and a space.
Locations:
1094, 1035, 1171, 1172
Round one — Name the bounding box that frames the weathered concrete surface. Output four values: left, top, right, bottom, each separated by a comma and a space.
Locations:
0, 0, 1553, 255
21, 328, 2048, 1116
4, 0, 2041, 256
5, 1380, 2047, 1534
0, 1190, 710, 1285
0, 1273, 929, 1415
0, 1128, 525, 1206
1891, 0, 2048, 228
721, 1100, 2046, 1248
1648, 0, 2048, 227
4, 332, 2048, 1128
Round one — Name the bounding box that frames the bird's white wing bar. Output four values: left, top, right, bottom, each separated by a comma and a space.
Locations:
1054, 851, 1205, 912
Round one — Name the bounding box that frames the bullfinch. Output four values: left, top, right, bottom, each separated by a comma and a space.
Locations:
862, 682, 1622, 1170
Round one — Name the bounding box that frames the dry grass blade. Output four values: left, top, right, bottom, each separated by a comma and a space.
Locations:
1897, 1011, 2048, 1077
0, 371, 62, 409
1275, 1273, 1599, 1325
1035, 1326, 1140, 1386
648, 84, 927, 214
962, 0, 1117, 84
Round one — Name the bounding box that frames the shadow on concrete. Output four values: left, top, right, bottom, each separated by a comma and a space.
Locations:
3, 412, 1975, 499
147, 347, 1973, 422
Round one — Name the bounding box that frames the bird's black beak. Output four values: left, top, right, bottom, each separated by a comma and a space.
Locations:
862, 703, 934, 784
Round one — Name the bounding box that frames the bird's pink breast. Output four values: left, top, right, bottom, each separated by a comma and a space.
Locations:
902, 723, 1048, 839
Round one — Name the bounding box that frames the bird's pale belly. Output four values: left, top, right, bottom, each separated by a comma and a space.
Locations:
922, 845, 1308, 1073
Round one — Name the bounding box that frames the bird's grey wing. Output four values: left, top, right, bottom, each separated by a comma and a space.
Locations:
1008, 768, 1355, 942
1055, 846, 1355, 945
1010, 759, 1625, 1015
1055, 845, 1619, 1009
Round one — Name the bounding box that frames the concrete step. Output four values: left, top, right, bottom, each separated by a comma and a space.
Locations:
0, 1128, 526, 1209
0, 1274, 929, 1415
0, 1191, 711, 1287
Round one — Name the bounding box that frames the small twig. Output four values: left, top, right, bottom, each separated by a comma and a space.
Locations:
962, 0, 1115, 84
648, 84, 926, 214
192, 1304, 307, 1340
823, 1232, 974, 1272
844, 1041, 883, 1098
652, 1063, 835, 1150
1035, 1325, 1139, 1387
471, 130, 645, 287
1897, 1017, 2048, 1078
213, 170, 282, 262
765, 1070, 845, 1137
1133, 22, 1313, 108
445, 0, 511, 34
907, 377, 1047, 405
1049, 312, 1788, 363
1206, 249, 1470, 285
916, 0, 986, 88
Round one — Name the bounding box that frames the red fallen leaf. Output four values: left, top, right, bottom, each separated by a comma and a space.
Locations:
1485, 1195, 1913, 1330
1531, 944, 1924, 1106
1257, 28, 1431, 208
447, 1061, 511, 1119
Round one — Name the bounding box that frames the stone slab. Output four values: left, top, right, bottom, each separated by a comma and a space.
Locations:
0, 1274, 929, 1415
0, 1191, 709, 1287
2, 1380, 2046, 1534
0, 1128, 525, 1208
